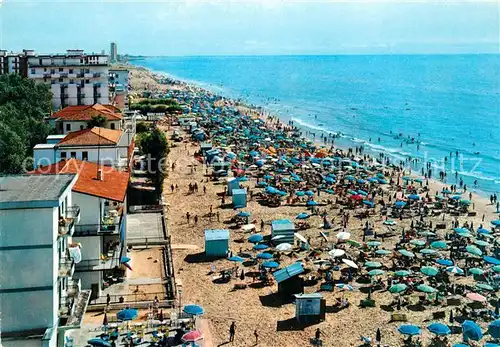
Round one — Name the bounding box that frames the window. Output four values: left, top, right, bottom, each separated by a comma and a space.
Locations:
39, 58, 42, 65
110, 123, 115, 130
66, 124, 71, 131
59, 67, 63, 72
59, 78, 63, 82
70, 152, 76, 158
69, 79, 74, 84
85, 69, 90, 73
60, 152, 67, 159
85, 79, 90, 84
69, 69, 73, 73
51, 80, 56, 84
80, 59, 83, 64
82, 151, 88, 161
30, 68, 35, 74
51, 69, 55, 73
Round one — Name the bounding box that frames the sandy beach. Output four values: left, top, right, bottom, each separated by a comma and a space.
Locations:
128, 66, 499, 347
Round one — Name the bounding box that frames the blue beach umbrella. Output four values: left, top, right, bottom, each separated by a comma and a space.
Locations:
345, 175, 355, 181
296, 212, 310, 219
237, 211, 251, 218
436, 258, 454, 266
484, 256, 500, 265
117, 308, 138, 321
121, 256, 131, 263
304, 190, 315, 196
257, 181, 268, 187
462, 320, 483, 341
408, 194, 420, 200
394, 270, 410, 277
466, 245, 483, 256
427, 323, 451, 336
488, 320, 500, 339
430, 241, 448, 249
253, 244, 269, 251
257, 252, 273, 260
410, 239, 426, 247
468, 268, 484, 275
378, 178, 388, 184
183, 304, 204, 315
490, 220, 500, 226
475, 283, 494, 291
228, 256, 244, 262
455, 227, 469, 234
325, 189, 335, 194
262, 261, 279, 269
402, 176, 412, 181
306, 200, 318, 206
368, 177, 379, 183
363, 200, 375, 207
398, 325, 421, 336
357, 179, 367, 184
248, 234, 264, 243
477, 227, 491, 234
358, 190, 369, 196
394, 201, 407, 208
295, 191, 305, 197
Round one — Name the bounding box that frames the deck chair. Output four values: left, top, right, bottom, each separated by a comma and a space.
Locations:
390, 313, 408, 322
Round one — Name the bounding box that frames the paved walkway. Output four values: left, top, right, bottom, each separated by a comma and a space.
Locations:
171, 244, 200, 250
196, 318, 214, 347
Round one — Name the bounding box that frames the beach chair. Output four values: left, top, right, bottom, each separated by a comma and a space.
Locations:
390, 313, 408, 322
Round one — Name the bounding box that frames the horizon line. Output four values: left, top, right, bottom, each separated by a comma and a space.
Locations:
124, 52, 500, 58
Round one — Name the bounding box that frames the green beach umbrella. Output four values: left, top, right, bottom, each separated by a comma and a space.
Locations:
479, 233, 495, 240
430, 241, 448, 249
475, 283, 494, 291
421, 266, 439, 277
492, 265, 500, 273
398, 249, 415, 258
395, 270, 410, 277
347, 240, 362, 248
457, 231, 472, 238
375, 249, 392, 256
367, 241, 382, 248
459, 199, 472, 205
416, 284, 437, 293
419, 231, 436, 237
365, 261, 382, 268
389, 283, 408, 294
466, 245, 483, 257
420, 248, 438, 255
410, 239, 426, 247
474, 239, 492, 247
368, 269, 385, 276
468, 268, 484, 276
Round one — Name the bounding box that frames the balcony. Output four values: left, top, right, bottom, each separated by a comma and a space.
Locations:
52, 73, 60, 78
59, 206, 80, 237
62, 290, 91, 328
84, 72, 93, 78
60, 72, 68, 77
93, 73, 101, 78
67, 278, 81, 297
59, 257, 75, 278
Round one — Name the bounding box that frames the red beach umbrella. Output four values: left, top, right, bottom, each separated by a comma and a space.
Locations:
466, 292, 486, 302
351, 194, 363, 201
181, 329, 203, 343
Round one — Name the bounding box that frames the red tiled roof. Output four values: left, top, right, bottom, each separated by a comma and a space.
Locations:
51, 104, 123, 121
57, 127, 122, 147
29, 159, 129, 202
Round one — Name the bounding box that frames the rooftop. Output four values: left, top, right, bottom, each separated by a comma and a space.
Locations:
0, 174, 76, 209
205, 229, 229, 241
29, 159, 129, 202
57, 127, 122, 147
272, 262, 304, 283
52, 104, 122, 122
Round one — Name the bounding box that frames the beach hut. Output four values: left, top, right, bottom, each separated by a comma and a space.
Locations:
200, 142, 212, 155
273, 262, 305, 300
204, 229, 229, 257
227, 178, 240, 196
271, 219, 295, 245
232, 189, 247, 208
294, 293, 326, 324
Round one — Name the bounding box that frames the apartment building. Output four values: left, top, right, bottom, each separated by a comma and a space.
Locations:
0, 174, 90, 347
50, 104, 123, 135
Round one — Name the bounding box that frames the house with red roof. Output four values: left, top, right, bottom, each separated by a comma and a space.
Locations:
29, 159, 130, 298
51, 104, 123, 134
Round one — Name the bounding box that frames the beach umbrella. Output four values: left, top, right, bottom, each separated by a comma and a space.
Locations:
488, 320, 500, 339
477, 227, 491, 234
474, 239, 492, 247
436, 258, 454, 266
394, 270, 410, 277
256, 181, 268, 187
345, 175, 355, 181
420, 248, 437, 255
457, 231, 472, 238
431, 241, 448, 249
483, 256, 500, 265
337, 232, 351, 240
87, 338, 112, 347
329, 249, 345, 258
363, 200, 375, 207
450, 195, 461, 200
116, 308, 138, 321
294, 233, 308, 244
335, 283, 353, 291
304, 190, 315, 196
394, 201, 407, 208
490, 220, 500, 226
347, 240, 362, 248
455, 227, 470, 234
237, 211, 251, 218
276, 243, 292, 252
181, 329, 204, 343
257, 252, 273, 260
365, 261, 382, 268
253, 244, 269, 251
263, 261, 279, 269
493, 265, 500, 273
475, 283, 494, 291
295, 191, 306, 197
296, 212, 310, 220
398, 325, 421, 336
228, 256, 245, 263
324, 189, 335, 194
462, 320, 483, 341
402, 176, 412, 181
427, 323, 451, 336
389, 283, 408, 294
368, 177, 379, 183
459, 199, 472, 205
368, 269, 385, 276
446, 266, 464, 275
248, 234, 264, 243
421, 266, 439, 277
375, 249, 392, 256
357, 179, 367, 184
416, 284, 437, 293
351, 194, 363, 201
419, 231, 436, 237
121, 256, 131, 263
378, 179, 388, 184
358, 190, 369, 196
410, 239, 426, 247
306, 200, 319, 206
383, 220, 397, 226
466, 245, 483, 257
466, 293, 487, 302
367, 241, 381, 247
483, 344, 500, 347
342, 258, 358, 269
398, 249, 415, 258
414, 178, 423, 183
183, 305, 204, 316
408, 194, 420, 200
468, 268, 484, 276
442, 189, 452, 195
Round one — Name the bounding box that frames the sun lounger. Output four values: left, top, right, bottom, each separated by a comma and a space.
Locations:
390, 313, 408, 322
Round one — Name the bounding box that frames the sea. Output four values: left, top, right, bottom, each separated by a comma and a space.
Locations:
135, 55, 500, 197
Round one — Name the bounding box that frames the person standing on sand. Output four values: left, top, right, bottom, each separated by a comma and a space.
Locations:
254, 329, 259, 344
186, 212, 190, 224
229, 321, 236, 342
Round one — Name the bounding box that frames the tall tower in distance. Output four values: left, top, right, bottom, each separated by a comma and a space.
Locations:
110, 42, 118, 62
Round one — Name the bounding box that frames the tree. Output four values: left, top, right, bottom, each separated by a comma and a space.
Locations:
136, 121, 149, 133
138, 127, 169, 197
0, 74, 52, 174
87, 114, 107, 128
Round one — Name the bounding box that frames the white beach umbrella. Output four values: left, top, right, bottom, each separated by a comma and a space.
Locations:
342, 258, 358, 269
336, 232, 351, 240
294, 233, 308, 244
276, 243, 293, 252
328, 249, 345, 258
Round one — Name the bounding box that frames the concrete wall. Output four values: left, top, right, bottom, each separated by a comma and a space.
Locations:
2, 338, 46, 347
33, 148, 56, 169
61, 120, 122, 134
73, 192, 100, 226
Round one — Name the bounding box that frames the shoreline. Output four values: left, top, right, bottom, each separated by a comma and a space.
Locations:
128, 63, 498, 213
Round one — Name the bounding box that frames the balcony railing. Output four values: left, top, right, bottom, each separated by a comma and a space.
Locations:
67, 278, 81, 297
58, 206, 79, 237
59, 257, 75, 278
74, 223, 119, 236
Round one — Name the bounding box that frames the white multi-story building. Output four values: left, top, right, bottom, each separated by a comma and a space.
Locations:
0, 174, 90, 347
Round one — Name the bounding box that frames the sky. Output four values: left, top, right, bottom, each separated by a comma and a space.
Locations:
0, 0, 498, 55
